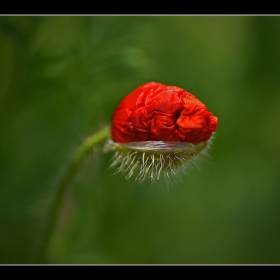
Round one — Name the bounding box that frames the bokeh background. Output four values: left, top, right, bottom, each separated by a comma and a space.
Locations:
1, 16, 280, 264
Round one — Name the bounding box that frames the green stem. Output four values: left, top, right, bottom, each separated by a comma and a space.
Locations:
37, 126, 110, 263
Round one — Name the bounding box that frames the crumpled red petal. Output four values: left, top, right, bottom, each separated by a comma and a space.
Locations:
111, 82, 218, 144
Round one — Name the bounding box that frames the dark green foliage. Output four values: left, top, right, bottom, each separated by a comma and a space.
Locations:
1, 16, 280, 264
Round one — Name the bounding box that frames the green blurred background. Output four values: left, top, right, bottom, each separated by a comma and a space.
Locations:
1, 16, 280, 264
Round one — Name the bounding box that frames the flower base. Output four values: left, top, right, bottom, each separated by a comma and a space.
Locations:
105, 138, 212, 183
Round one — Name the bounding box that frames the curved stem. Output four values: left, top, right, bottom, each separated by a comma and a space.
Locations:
37, 126, 110, 263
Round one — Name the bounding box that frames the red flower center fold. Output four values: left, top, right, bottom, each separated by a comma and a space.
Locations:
111, 82, 218, 144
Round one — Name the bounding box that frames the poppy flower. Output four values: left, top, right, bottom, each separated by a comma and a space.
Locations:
106, 82, 218, 182
112, 82, 218, 144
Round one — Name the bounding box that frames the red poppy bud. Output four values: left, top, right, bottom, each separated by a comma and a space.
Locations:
112, 82, 218, 144
106, 82, 218, 182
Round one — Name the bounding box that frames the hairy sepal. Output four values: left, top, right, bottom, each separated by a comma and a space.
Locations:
104, 139, 212, 183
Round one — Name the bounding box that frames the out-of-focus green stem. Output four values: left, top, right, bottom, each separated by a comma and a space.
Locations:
37, 126, 110, 263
